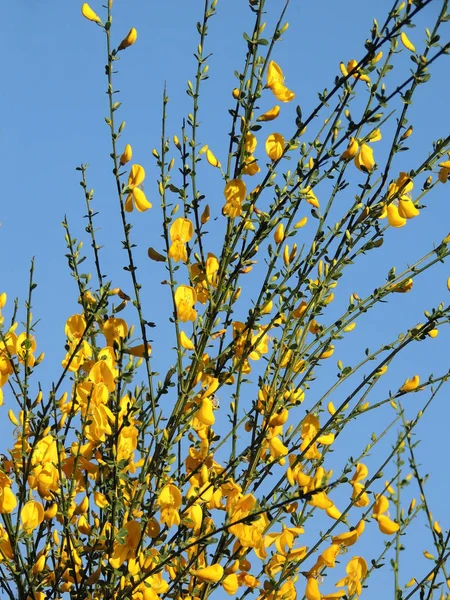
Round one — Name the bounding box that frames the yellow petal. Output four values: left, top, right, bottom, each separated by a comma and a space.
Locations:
0, 486, 17, 514
340, 137, 359, 160
387, 204, 406, 228
400, 31, 416, 52
400, 375, 420, 392
128, 164, 145, 188
133, 188, 152, 212
267, 61, 284, 88
266, 133, 285, 161
81, 3, 102, 23
206, 148, 221, 168
305, 577, 321, 600
377, 514, 400, 535
179, 331, 195, 350
118, 27, 138, 51
192, 564, 224, 583
223, 573, 239, 595
398, 197, 419, 219
274, 223, 285, 244
224, 179, 246, 203
271, 81, 295, 102
119, 144, 132, 165
257, 105, 281, 122
21, 501, 44, 531
196, 398, 215, 426
354, 143, 375, 171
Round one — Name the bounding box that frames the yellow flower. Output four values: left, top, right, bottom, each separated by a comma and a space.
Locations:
175, 285, 197, 322
377, 514, 400, 535
305, 577, 321, 600
0, 473, 17, 514
385, 203, 407, 228
274, 223, 285, 244
257, 105, 280, 122
398, 196, 419, 219
344, 59, 371, 84
223, 179, 246, 218
301, 186, 320, 209
340, 137, 359, 161
168, 217, 194, 262
192, 564, 224, 583
120, 144, 132, 165
21, 500, 45, 532
267, 61, 295, 102
335, 556, 368, 597
109, 520, 141, 569
400, 375, 420, 392
118, 27, 138, 51
94, 491, 109, 508
81, 3, 102, 23
103, 317, 128, 346
158, 484, 182, 527
223, 573, 239, 594
400, 31, 416, 52
266, 133, 285, 161
206, 148, 221, 168
354, 143, 375, 171
245, 132, 258, 154
242, 155, 260, 176
367, 128, 382, 142
438, 159, 450, 183
125, 164, 152, 212
179, 331, 195, 350
196, 397, 215, 426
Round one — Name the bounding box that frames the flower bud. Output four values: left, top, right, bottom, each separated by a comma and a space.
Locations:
118, 27, 138, 51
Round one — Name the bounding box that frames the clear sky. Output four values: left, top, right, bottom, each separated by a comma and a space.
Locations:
2, 0, 450, 597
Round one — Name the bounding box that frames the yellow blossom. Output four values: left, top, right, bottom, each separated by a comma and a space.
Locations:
305, 577, 321, 600
400, 31, 416, 52
223, 573, 239, 594
354, 143, 375, 171
266, 133, 285, 161
301, 186, 320, 209
274, 223, 285, 244
192, 564, 224, 583
266, 61, 295, 102
223, 179, 246, 218
400, 375, 420, 392
258, 105, 280, 122
21, 500, 44, 532
179, 331, 195, 350
377, 514, 400, 535
168, 217, 194, 262
81, 3, 102, 23
206, 148, 221, 167
109, 520, 141, 569
125, 164, 152, 212
336, 556, 368, 596
438, 159, 450, 183
340, 137, 359, 161
345, 59, 371, 84
175, 285, 197, 322
158, 484, 182, 528
120, 144, 132, 165
0, 473, 17, 514
118, 27, 138, 51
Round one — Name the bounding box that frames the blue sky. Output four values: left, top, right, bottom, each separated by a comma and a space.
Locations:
2, 0, 450, 597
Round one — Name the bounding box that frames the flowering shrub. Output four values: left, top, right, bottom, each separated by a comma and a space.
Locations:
1, 1, 450, 599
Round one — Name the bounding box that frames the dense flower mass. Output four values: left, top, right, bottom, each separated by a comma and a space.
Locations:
1, 1, 449, 599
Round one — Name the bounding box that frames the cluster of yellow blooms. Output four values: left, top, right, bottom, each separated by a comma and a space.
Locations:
0, 4, 447, 600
